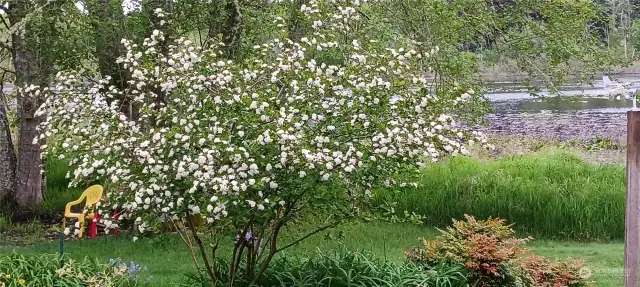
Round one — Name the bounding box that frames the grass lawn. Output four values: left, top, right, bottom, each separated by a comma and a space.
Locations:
0, 221, 624, 286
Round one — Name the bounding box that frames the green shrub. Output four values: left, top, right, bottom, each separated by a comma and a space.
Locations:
376, 151, 625, 240
406, 215, 592, 287
0, 253, 149, 287
179, 250, 469, 287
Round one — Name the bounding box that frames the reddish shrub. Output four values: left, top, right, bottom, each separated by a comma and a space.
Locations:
406, 215, 591, 287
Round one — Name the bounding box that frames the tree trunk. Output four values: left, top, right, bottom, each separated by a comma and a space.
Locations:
0, 93, 16, 203
144, 0, 173, 108
15, 117, 43, 207
10, 0, 46, 208
222, 0, 242, 60
205, 0, 243, 60
88, 0, 128, 90
287, 0, 308, 42
206, 0, 225, 45
87, 0, 134, 117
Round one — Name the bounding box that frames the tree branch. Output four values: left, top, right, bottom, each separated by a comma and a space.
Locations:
173, 221, 202, 272
0, 14, 10, 31
186, 216, 216, 286
277, 222, 338, 252
249, 219, 283, 285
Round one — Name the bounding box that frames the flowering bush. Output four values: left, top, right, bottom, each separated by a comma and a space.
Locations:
405, 215, 592, 287
35, 0, 486, 284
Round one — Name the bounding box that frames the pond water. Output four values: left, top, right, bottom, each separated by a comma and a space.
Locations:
487, 75, 640, 113
481, 75, 640, 141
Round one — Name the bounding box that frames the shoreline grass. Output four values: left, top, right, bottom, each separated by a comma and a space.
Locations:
376, 150, 626, 241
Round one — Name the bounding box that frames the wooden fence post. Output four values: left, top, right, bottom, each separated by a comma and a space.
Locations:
625, 110, 640, 287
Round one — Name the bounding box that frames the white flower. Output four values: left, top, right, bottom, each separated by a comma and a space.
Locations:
269, 181, 278, 189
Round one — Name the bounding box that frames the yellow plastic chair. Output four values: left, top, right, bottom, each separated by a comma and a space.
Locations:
63, 185, 103, 239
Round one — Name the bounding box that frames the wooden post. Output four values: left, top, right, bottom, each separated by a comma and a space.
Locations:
625, 110, 640, 287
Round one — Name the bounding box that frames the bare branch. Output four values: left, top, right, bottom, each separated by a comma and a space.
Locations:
277, 222, 338, 252
186, 216, 217, 283
173, 221, 202, 272
0, 14, 10, 31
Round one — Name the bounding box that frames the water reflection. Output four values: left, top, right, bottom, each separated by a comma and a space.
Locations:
493, 97, 633, 114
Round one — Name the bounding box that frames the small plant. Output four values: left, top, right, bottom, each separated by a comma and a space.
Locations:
406, 215, 592, 287
406, 215, 530, 285
0, 253, 149, 287
107, 258, 152, 282
517, 254, 592, 287
585, 136, 619, 151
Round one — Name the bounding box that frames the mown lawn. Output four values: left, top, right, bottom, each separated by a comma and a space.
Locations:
0, 221, 624, 286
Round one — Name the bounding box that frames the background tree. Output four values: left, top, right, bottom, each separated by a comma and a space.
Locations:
8, 0, 62, 207
371, 0, 623, 96
0, 0, 93, 209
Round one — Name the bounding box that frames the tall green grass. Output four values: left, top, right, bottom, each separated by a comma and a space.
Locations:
375, 151, 626, 241
39, 156, 83, 219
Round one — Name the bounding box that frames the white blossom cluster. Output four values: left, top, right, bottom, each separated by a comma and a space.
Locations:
35, 0, 487, 234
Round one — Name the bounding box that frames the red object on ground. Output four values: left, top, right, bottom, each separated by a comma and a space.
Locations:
89, 212, 99, 239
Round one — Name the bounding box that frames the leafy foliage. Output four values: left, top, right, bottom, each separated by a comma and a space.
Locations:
406, 215, 531, 285
0, 253, 148, 287
179, 249, 469, 287
405, 215, 592, 287
373, 0, 624, 93
518, 254, 592, 287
